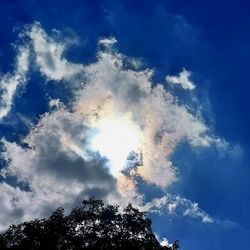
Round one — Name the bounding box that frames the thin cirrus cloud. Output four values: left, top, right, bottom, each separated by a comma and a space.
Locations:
0, 22, 231, 229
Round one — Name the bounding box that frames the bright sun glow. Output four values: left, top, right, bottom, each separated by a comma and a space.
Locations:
91, 116, 142, 176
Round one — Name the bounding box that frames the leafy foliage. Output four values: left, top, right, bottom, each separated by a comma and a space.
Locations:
0, 198, 179, 250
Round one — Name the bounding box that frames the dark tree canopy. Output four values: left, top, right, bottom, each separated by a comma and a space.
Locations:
0, 198, 179, 250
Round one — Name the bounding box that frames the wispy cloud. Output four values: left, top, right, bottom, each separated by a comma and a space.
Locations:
166, 68, 195, 90
0, 23, 228, 228
0, 46, 29, 119
98, 37, 117, 46
27, 23, 84, 81
143, 194, 214, 224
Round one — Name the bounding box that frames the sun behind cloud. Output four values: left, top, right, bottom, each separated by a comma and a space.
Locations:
0, 23, 226, 230
90, 114, 143, 176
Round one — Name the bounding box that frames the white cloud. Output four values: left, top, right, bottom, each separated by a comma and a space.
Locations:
183, 201, 214, 223
143, 194, 214, 224
160, 238, 171, 247
144, 194, 240, 227
0, 22, 85, 119
0, 46, 29, 119
0, 108, 120, 228
48, 98, 61, 109
26, 23, 84, 81
166, 68, 195, 90
0, 24, 226, 228
98, 37, 117, 46
78, 49, 220, 188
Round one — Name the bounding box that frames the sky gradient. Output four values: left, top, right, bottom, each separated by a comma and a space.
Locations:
0, 1, 250, 249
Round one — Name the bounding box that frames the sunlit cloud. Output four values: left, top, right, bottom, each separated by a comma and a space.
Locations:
0, 23, 227, 228
90, 115, 142, 176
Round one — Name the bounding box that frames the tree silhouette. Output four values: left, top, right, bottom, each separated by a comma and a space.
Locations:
0, 198, 179, 250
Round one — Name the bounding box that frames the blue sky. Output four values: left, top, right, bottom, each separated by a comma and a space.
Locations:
0, 1, 250, 249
